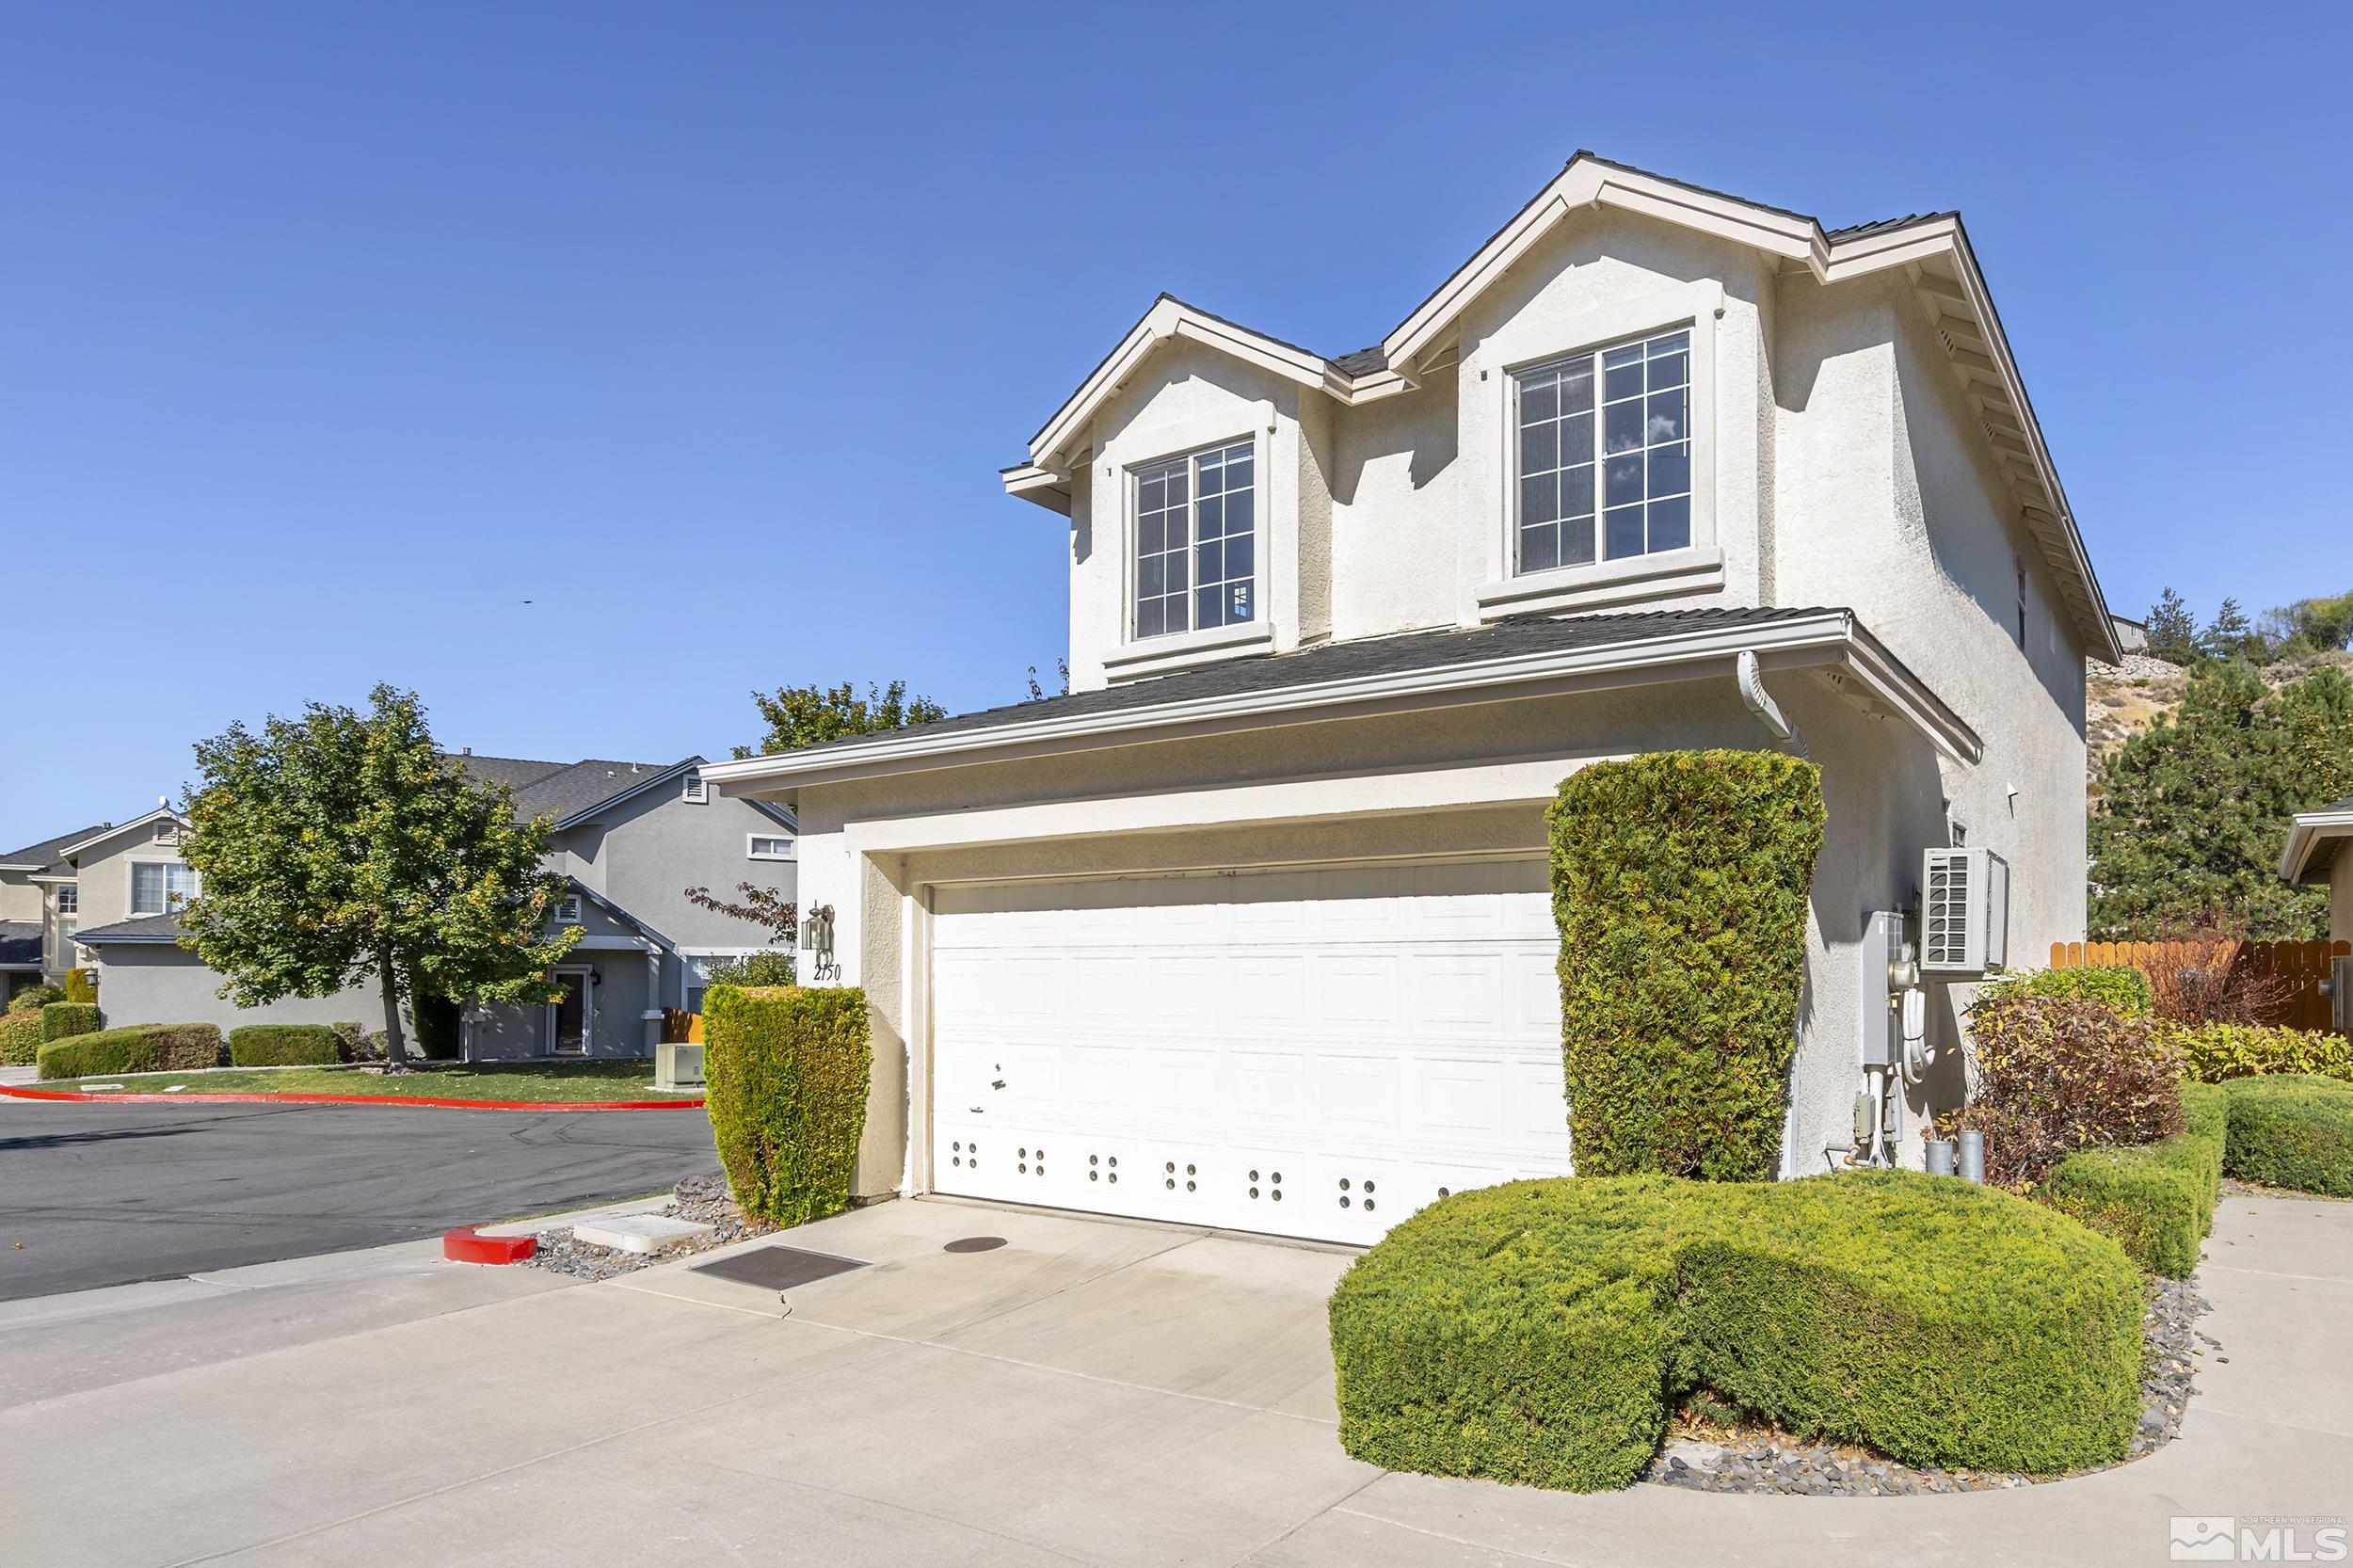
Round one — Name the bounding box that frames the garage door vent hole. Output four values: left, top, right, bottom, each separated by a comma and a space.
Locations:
951, 1139, 979, 1170
1248, 1170, 1284, 1202
1339, 1176, 1377, 1212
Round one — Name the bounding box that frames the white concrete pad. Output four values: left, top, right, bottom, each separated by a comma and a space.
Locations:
570, 1214, 715, 1254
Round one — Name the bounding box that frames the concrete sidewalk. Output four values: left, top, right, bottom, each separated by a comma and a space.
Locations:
0, 1192, 2345, 1566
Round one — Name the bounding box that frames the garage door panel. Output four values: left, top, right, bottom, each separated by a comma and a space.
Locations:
930, 859, 1568, 1243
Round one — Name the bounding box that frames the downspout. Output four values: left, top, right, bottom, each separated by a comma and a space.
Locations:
1736, 649, 1806, 757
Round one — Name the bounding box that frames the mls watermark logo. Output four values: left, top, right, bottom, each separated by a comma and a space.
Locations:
2172, 1515, 2349, 1561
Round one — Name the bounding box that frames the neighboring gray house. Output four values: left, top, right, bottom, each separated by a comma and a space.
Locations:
0, 816, 151, 997
72, 755, 796, 1058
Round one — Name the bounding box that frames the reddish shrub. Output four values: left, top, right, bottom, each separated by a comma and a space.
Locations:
1947, 996, 2186, 1187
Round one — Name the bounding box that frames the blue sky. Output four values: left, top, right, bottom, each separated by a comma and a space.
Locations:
1, 1, 2343, 837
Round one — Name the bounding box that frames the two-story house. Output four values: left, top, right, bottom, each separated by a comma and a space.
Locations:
0, 819, 120, 997
705, 153, 2112, 1243
71, 754, 796, 1057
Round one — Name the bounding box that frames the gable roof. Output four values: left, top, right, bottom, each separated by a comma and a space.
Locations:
70, 910, 186, 945
451, 752, 792, 832
0, 824, 115, 873
1002, 150, 2114, 661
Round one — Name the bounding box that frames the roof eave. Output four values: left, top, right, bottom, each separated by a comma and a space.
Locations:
702, 611, 1979, 799
2281, 811, 2353, 882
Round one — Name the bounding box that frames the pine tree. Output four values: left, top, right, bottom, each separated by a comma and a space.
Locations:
2199, 597, 2256, 661
2144, 587, 2198, 664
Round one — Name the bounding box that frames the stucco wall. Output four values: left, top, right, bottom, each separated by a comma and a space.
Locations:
72, 824, 189, 931
558, 786, 792, 952
2331, 856, 2353, 944
86, 945, 383, 1033
0, 869, 40, 924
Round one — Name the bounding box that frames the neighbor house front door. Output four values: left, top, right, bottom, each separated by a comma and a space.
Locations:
548, 971, 589, 1056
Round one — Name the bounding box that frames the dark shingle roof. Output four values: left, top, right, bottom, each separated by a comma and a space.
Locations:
72, 912, 185, 945
2318, 796, 2353, 815
0, 823, 114, 872
0, 921, 41, 966
448, 753, 696, 825
767, 606, 1841, 764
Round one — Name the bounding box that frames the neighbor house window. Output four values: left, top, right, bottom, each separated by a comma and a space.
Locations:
129, 861, 198, 916
553, 894, 584, 924
1133, 439, 1255, 639
56, 885, 77, 915
748, 835, 794, 861
1515, 327, 1691, 571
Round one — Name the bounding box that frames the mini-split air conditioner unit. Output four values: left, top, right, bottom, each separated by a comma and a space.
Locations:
1922, 847, 2009, 978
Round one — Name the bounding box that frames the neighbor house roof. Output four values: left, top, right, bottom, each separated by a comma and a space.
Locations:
704, 605, 1980, 800
0, 921, 41, 967
451, 753, 795, 833
2281, 798, 2353, 883
1000, 149, 2114, 661
0, 824, 114, 874
71, 912, 185, 946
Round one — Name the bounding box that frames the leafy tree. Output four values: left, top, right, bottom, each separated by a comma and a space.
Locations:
2262, 591, 2353, 660
2198, 598, 2259, 662
2144, 587, 2198, 664
1023, 658, 1071, 702
733, 680, 947, 759
2089, 664, 2353, 939
682, 881, 796, 944
178, 685, 582, 1070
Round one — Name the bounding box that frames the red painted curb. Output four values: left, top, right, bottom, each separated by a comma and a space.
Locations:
0, 1085, 704, 1112
443, 1227, 538, 1264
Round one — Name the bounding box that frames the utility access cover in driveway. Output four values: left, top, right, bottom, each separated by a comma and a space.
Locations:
688, 1245, 868, 1291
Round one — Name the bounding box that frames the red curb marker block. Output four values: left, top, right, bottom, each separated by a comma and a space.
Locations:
443, 1227, 536, 1265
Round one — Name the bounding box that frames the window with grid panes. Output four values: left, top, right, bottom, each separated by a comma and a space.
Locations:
1132, 439, 1256, 638
1514, 328, 1691, 571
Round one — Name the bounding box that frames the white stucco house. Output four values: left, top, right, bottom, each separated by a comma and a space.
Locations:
706, 152, 2111, 1244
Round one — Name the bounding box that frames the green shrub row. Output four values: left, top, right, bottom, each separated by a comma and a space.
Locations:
1329, 1170, 2141, 1492
1547, 751, 1825, 1181
40, 1001, 101, 1042
8, 984, 65, 1014
2223, 1075, 2353, 1197
2169, 1022, 2353, 1086
0, 1010, 41, 1066
228, 1024, 345, 1067
37, 1022, 225, 1080
703, 985, 871, 1225
1980, 965, 2154, 1018
2038, 1082, 2228, 1276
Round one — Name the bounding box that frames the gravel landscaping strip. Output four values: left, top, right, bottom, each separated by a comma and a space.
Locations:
523, 1174, 777, 1281
1642, 1274, 2211, 1496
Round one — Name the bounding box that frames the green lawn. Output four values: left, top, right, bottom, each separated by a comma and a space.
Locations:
36, 1060, 694, 1103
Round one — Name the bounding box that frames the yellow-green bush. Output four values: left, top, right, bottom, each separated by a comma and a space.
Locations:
703, 985, 871, 1225
1979, 965, 2154, 1018
2169, 1022, 2353, 1086
2223, 1075, 2353, 1197
1546, 751, 1824, 1181
0, 1010, 41, 1066
1329, 1171, 2141, 1492
40, 1001, 101, 1042
37, 1022, 224, 1080
2038, 1082, 2227, 1276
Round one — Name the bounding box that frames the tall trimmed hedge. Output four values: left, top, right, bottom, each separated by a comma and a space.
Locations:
2038, 1081, 2227, 1276
40, 1001, 101, 1042
1547, 750, 1825, 1180
1329, 1170, 2141, 1491
2223, 1075, 2353, 1197
37, 1022, 225, 1080
228, 1024, 344, 1067
2169, 1022, 2353, 1086
704, 985, 872, 1225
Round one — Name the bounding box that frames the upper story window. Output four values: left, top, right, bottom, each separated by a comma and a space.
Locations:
130, 861, 198, 916
553, 893, 584, 924
1133, 439, 1255, 640
1514, 328, 1690, 572
748, 834, 795, 861
56, 884, 78, 915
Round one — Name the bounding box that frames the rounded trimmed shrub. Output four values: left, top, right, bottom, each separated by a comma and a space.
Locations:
703, 985, 871, 1225
1547, 750, 1825, 1181
228, 1024, 344, 1067
1329, 1171, 2142, 1492
37, 1022, 225, 1080
2223, 1075, 2353, 1197
0, 1010, 41, 1066
1980, 965, 2154, 1018
8, 984, 66, 1014
2038, 1081, 2228, 1276
2169, 1022, 2353, 1087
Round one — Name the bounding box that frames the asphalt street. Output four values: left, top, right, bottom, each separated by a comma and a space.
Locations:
0, 1096, 719, 1301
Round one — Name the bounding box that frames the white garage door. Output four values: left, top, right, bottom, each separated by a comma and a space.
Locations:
929, 857, 1569, 1245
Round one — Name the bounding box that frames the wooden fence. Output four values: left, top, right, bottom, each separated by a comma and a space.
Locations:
661, 1009, 705, 1045
2048, 939, 2351, 1033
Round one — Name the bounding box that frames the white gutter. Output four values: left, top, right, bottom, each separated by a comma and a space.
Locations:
2281, 808, 2353, 882
702, 612, 1982, 797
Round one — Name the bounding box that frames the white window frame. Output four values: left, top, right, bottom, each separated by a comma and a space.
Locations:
746, 833, 796, 862
55, 884, 77, 915
1126, 435, 1263, 645
1475, 280, 1725, 621
680, 773, 708, 804
153, 820, 180, 844
128, 860, 199, 917
553, 893, 584, 924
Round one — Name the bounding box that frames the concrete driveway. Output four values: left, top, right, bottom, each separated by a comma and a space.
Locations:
0, 1192, 2345, 1566
0, 1094, 719, 1299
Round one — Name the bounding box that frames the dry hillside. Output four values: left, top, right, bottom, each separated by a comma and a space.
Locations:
2086, 649, 2353, 786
